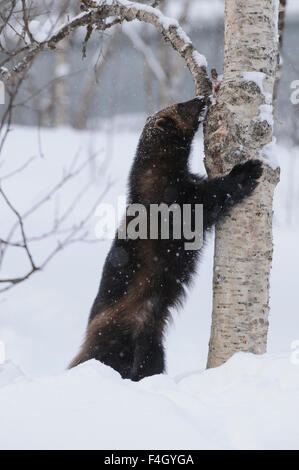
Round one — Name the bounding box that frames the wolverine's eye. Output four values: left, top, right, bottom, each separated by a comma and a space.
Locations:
155, 116, 176, 132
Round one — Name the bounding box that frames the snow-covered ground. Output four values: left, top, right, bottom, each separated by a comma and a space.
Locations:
1, 353, 299, 450
0, 122, 299, 449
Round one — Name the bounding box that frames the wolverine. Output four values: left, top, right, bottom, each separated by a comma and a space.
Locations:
70, 97, 263, 381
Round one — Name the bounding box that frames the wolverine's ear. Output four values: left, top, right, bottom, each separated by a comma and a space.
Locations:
155, 116, 176, 132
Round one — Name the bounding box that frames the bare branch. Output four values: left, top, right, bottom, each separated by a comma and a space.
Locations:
0, 148, 113, 293
82, 24, 94, 59
0, 155, 37, 181
1, 0, 211, 97
0, 186, 37, 270
21, 0, 36, 43
0, 0, 212, 294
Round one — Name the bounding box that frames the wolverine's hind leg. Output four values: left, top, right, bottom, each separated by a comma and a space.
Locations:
130, 323, 165, 382
69, 304, 167, 381
69, 314, 135, 379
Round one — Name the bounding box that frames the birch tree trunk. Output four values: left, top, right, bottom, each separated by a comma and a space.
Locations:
204, 0, 281, 368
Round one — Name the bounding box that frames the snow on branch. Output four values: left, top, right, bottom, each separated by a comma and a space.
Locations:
0, 0, 211, 97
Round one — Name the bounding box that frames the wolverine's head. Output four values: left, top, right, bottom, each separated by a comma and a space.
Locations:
138, 97, 208, 158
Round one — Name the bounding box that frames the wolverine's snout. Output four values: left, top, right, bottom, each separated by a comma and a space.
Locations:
177, 97, 207, 123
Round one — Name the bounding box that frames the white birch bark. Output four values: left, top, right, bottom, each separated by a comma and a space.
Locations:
204, 0, 281, 368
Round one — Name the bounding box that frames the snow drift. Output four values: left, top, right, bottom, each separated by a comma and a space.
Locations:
0, 353, 298, 450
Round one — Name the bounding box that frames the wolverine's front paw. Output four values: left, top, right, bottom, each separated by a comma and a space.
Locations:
229, 159, 263, 195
